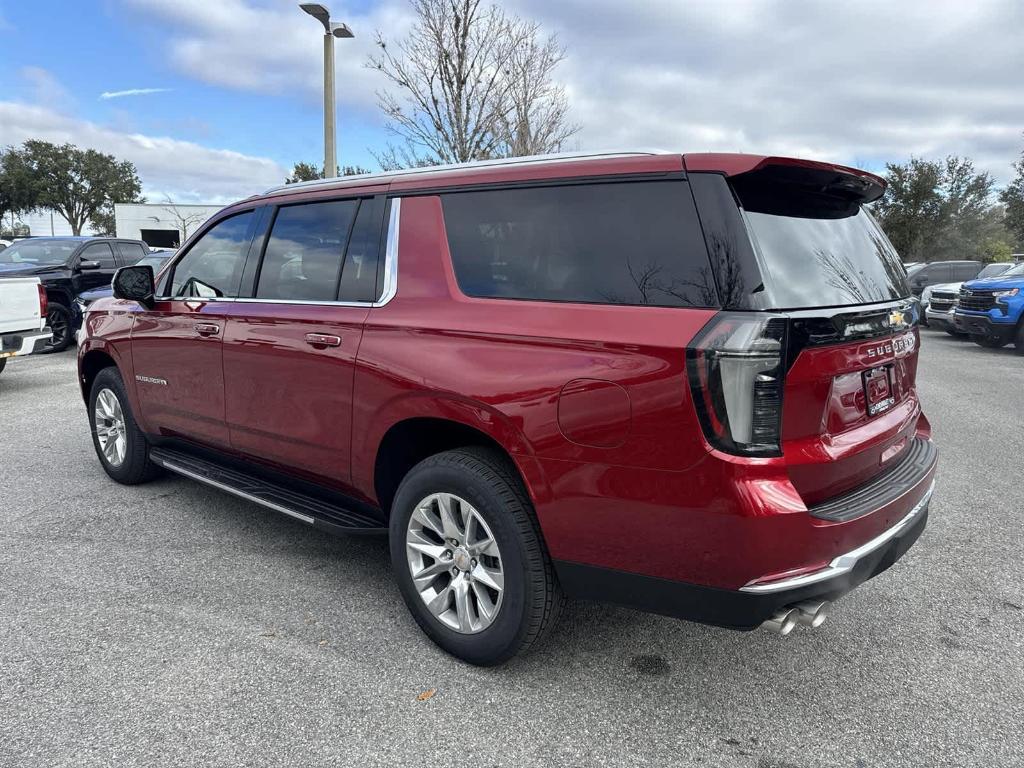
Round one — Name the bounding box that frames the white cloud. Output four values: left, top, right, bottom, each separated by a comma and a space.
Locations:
124, 0, 1024, 183
121, 0, 405, 112
0, 101, 287, 204
508, 0, 1024, 183
100, 88, 172, 100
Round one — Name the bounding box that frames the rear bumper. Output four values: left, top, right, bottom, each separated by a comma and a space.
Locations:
555, 482, 932, 630
0, 329, 52, 358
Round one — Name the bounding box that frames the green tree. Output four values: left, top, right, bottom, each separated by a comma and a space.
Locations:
285, 162, 373, 183
341, 165, 373, 176
873, 156, 996, 262
980, 236, 1014, 262
285, 161, 322, 184
1000, 146, 1024, 250
19, 141, 143, 236
0, 146, 41, 228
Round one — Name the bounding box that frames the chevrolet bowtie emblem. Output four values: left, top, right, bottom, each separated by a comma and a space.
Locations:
888, 310, 905, 327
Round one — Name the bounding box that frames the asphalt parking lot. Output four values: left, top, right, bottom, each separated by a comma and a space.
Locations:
1, 329, 1021, 768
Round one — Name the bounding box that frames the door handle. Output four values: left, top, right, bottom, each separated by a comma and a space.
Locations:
305, 332, 342, 348
194, 323, 220, 336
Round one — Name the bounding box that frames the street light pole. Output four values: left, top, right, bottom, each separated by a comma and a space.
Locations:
323, 31, 336, 178
299, 4, 354, 180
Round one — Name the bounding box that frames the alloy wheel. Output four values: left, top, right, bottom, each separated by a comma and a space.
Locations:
94, 388, 127, 467
405, 492, 505, 634
47, 308, 69, 350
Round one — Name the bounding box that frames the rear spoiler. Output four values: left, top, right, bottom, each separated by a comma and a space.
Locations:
684, 154, 886, 204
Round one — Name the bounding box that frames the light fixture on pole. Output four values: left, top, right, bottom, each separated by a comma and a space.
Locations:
299, 3, 354, 179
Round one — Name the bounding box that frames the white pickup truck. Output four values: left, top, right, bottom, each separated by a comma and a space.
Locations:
0, 277, 52, 375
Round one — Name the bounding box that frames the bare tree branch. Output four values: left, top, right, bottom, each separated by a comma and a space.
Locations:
366, 0, 579, 167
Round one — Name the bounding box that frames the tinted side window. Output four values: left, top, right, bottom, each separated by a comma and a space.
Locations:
339, 197, 384, 302
956, 263, 980, 280
441, 182, 718, 307
256, 200, 358, 301
80, 242, 117, 269
117, 242, 148, 264
170, 212, 255, 298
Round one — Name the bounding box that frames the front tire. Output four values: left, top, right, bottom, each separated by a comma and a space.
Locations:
1015, 321, 1024, 356
88, 367, 160, 484
971, 333, 1009, 349
43, 302, 72, 353
389, 447, 563, 666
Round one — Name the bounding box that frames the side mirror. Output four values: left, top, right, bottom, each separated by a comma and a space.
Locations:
113, 265, 156, 309
79, 260, 101, 271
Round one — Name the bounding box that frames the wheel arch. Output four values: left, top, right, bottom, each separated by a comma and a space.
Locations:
79, 348, 118, 403
369, 409, 549, 522
44, 284, 75, 308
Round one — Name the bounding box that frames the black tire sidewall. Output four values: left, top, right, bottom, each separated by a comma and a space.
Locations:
44, 303, 72, 353
971, 333, 1008, 349
389, 453, 538, 666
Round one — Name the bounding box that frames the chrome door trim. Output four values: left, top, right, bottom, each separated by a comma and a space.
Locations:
150, 197, 402, 309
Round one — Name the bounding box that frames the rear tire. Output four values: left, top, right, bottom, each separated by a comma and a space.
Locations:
88, 367, 161, 484
42, 303, 72, 353
389, 447, 563, 666
971, 333, 1009, 349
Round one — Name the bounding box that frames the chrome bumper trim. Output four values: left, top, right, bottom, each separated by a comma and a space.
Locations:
740, 480, 934, 595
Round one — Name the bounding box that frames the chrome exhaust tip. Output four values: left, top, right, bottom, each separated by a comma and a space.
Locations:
793, 600, 830, 628
761, 608, 799, 635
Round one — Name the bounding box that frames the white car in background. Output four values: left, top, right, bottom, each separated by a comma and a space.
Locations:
0, 277, 51, 375
923, 262, 1021, 334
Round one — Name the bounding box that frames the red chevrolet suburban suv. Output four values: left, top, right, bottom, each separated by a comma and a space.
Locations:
79, 152, 936, 665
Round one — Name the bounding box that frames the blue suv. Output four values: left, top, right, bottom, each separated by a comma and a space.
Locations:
954, 261, 1024, 353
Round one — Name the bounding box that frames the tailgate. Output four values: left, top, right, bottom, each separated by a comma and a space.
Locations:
0, 278, 43, 335
782, 308, 922, 506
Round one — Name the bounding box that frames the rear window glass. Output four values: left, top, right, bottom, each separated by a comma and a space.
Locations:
441, 182, 718, 308
742, 208, 907, 308
731, 170, 908, 309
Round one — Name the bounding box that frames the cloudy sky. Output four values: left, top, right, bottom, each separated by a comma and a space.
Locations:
0, 0, 1020, 204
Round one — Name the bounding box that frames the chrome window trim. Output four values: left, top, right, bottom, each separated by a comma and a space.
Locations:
374, 198, 400, 308
151, 197, 401, 308
739, 480, 934, 595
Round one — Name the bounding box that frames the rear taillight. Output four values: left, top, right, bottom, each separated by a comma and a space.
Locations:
686, 313, 787, 457
37, 284, 48, 320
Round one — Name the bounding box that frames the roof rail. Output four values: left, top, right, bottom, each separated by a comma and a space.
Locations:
262, 149, 665, 196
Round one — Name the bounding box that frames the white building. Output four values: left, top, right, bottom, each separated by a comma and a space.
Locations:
20, 209, 95, 237
114, 202, 222, 248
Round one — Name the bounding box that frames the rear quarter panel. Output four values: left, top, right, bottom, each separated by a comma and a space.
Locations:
351, 194, 715, 540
